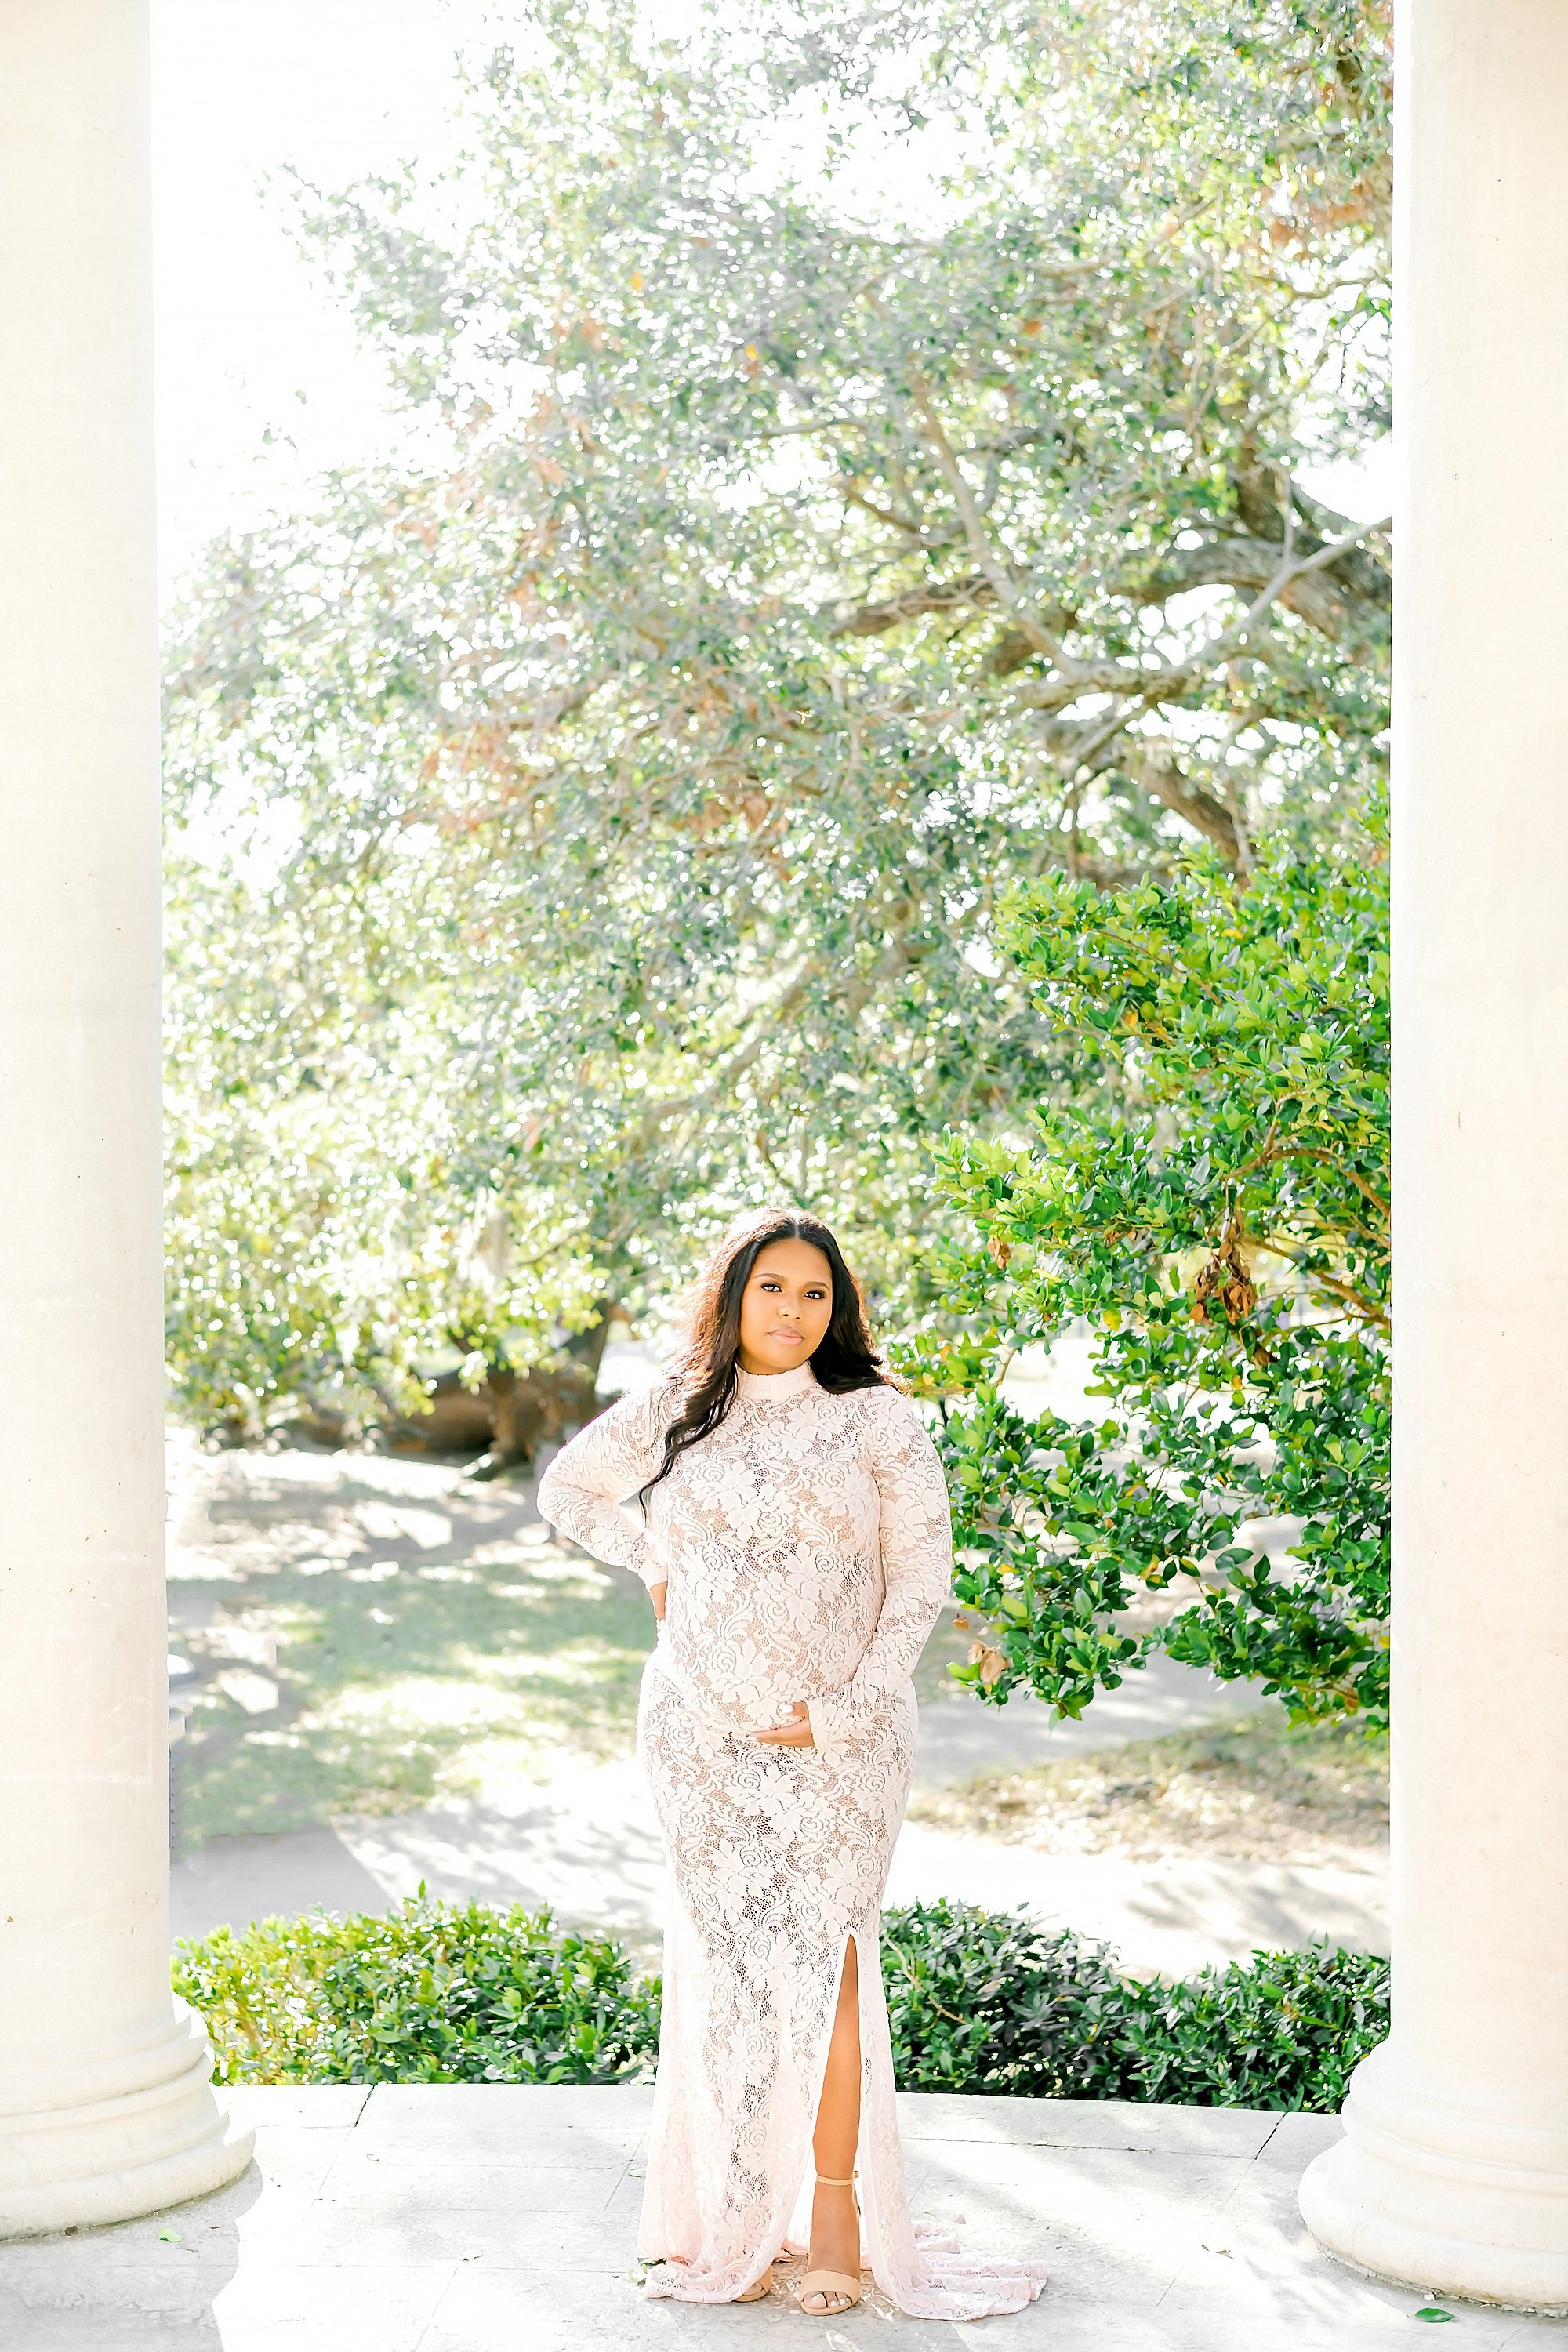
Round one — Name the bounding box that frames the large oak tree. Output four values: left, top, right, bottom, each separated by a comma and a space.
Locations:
165, 0, 1391, 1441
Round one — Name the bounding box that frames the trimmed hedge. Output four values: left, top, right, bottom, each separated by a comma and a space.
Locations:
173, 1898, 660, 2086
174, 1894, 1387, 2113
882, 1900, 1388, 2111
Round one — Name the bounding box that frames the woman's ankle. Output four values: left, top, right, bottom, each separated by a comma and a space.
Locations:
808, 2180, 859, 2256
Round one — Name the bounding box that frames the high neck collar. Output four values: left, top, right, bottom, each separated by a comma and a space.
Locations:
735, 1360, 818, 1402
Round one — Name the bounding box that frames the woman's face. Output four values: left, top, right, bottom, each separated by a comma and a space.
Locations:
735, 1239, 835, 1376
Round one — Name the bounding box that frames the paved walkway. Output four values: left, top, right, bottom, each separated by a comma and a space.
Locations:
2, 2086, 1561, 2350
165, 1410, 1387, 1975
170, 1654, 1388, 1976
172, 1764, 1384, 1983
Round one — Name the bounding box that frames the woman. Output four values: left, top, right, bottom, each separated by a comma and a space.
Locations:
537, 1208, 1048, 2321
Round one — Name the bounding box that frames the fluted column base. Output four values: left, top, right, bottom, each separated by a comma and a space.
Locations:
0, 2003, 252, 2239
1301, 2041, 1568, 2315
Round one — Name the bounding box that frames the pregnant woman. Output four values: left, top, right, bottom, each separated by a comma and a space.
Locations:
537, 1208, 1047, 2321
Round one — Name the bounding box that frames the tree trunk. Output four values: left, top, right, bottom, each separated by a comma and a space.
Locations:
380, 1301, 622, 1470
470, 1301, 620, 1476
488, 1365, 521, 1460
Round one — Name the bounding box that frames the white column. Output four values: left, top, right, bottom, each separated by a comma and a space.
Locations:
1300, 0, 1568, 2312
0, 1, 251, 2233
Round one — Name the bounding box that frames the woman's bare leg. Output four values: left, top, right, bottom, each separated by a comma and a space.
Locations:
804, 1935, 862, 2312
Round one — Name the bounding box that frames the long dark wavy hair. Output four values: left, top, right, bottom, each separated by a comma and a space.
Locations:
640, 1208, 890, 1500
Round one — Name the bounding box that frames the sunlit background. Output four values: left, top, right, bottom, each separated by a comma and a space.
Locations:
151, 0, 1392, 601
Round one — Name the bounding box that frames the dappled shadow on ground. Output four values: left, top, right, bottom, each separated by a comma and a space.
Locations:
165, 1437, 1385, 1981
13, 2092, 1552, 2350
170, 1826, 394, 1943
909, 1710, 1389, 1863
168, 1436, 655, 1842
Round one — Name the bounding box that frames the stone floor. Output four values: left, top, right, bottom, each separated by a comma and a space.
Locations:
3, 2087, 1563, 2351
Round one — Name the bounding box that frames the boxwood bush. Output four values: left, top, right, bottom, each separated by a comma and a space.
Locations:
172, 1896, 661, 2086
174, 1893, 1387, 2112
881, 1900, 1389, 2111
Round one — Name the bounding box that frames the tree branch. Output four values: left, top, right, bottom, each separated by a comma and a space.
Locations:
833, 519, 1388, 666
829, 572, 993, 636
908, 372, 1071, 667
1007, 513, 1394, 720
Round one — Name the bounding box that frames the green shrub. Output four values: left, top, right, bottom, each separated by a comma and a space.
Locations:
881, 1901, 1388, 2111
881, 1902, 1129, 2097
1108, 1938, 1392, 2111
172, 1895, 661, 2086
175, 1895, 1388, 2112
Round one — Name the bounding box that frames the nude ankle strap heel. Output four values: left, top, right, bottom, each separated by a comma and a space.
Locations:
797, 2173, 863, 2314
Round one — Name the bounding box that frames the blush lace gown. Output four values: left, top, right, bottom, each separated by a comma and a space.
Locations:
537, 1361, 1048, 2319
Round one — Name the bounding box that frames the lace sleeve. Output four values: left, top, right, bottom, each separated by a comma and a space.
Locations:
535, 1380, 677, 1588
807, 1390, 954, 1749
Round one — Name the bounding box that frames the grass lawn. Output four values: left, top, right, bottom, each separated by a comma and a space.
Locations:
169, 1432, 1381, 1877
168, 1435, 655, 1843
907, 1710, 1388, 1864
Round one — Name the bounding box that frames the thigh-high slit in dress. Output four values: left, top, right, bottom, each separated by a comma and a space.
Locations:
537, 1360, 1048, 2321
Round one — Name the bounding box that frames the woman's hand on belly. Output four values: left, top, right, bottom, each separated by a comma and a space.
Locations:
753, 1700, 815, 1748
648, 1581, 667, 1622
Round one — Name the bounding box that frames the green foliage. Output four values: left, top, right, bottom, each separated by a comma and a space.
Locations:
163, 0, 1391, 1429
163, 860, 608, 1436
901, 812, 1389, 1724
885, 1900, 1388, 2110
172, 1896, 661, 2085
881, 1900, 1130, 2096
1105, 1936, 1389, 2111
176, 1895, 1387, 2113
